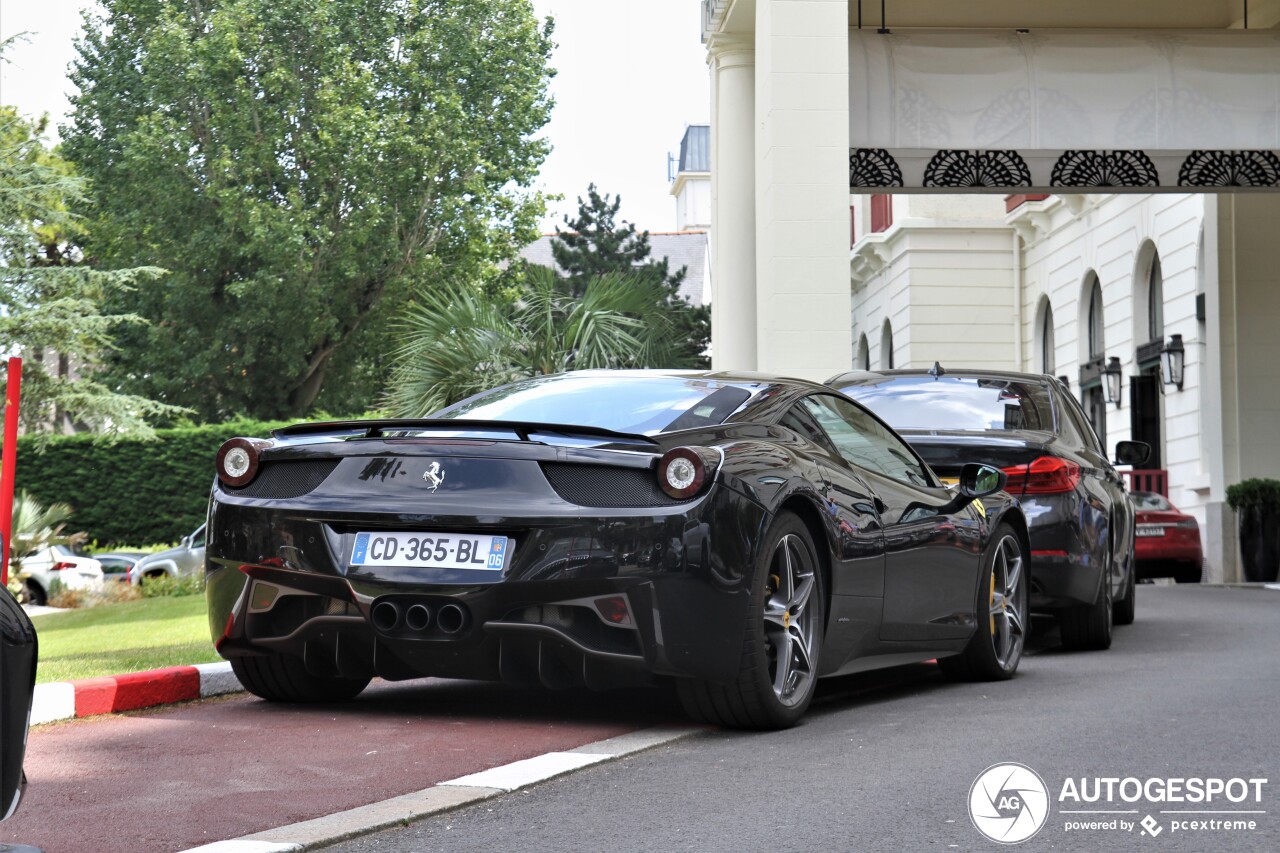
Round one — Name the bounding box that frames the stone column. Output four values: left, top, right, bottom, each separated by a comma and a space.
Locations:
754, 0, 851, 380
708, 34, 757, 371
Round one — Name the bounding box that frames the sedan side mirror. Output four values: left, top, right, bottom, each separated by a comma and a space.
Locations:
1115, 440, 1151, 466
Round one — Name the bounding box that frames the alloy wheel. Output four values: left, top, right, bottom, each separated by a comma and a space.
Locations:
988, 534, 1026, 670
762, 533, 819, 705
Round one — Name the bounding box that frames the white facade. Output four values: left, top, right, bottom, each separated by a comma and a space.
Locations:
705, 1, 1280, 580
849, 190, 1280, 583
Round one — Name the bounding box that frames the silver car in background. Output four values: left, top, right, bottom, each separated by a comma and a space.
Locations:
129, 524, 206, 586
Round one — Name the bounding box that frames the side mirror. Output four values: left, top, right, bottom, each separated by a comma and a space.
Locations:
1115, 440, 1151, 466
958, 462, 1007, 499
930, 462, 1008, 516
0, 589, 37, 821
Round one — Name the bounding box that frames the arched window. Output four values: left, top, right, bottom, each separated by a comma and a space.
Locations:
1086, 274, 1105, 360
857, 334, 870, 370
880, 321, 894, 370
1040, 300, 1056, 374
1147, 253, 1164, 343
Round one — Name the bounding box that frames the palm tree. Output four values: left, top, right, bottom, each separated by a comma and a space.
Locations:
7, 490, 80, 601
385, 265, 680, 417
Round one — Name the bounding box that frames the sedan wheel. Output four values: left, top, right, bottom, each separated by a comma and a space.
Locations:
1059, 553, 1113, 651
677, 512, 824, 729
939, 525, 1027, 681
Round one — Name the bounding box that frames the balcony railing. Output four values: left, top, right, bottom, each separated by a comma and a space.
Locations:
1121, 469, 1168, 497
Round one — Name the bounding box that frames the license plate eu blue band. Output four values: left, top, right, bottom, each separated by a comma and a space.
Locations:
351, 532, 510, 571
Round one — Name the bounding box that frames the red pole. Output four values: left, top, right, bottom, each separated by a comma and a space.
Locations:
0, 357, 22, 587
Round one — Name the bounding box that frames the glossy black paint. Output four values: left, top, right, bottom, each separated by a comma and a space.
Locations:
207, 371, 1028, 695
830, 368, 1144, 614
0, 589, 36, 821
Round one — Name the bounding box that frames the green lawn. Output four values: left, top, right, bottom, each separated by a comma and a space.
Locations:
30, 595, 223, 684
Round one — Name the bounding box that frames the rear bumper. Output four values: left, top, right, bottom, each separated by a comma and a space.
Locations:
206, 484, 768, 687
1022, 495, 1108, 610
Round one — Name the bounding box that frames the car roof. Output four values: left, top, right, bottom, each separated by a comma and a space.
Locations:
828, 367, 1058, 386
561, 368, 830, 391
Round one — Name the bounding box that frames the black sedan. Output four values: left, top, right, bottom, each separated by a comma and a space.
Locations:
207, 371, 1030, 729
829, 367, 1149, 652
1, 588, 36, 821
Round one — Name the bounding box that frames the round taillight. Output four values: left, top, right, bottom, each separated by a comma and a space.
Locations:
657, 447, 707, 500
217, 438, 265, 488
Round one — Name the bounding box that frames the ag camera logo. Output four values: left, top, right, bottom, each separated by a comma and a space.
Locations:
969, 762, 1051, 844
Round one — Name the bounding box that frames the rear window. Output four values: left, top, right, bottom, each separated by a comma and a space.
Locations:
1133, 492, 1173, 511
839, 376, 1055, 432
433, 373, 755, 436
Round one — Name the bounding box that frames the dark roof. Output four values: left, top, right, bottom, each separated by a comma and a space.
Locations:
678, 125, 710, 173
517, 231, 709, 306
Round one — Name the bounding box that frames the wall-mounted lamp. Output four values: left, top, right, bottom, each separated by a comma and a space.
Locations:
1057, 375, 1070, 389
1160, 333, 1185, 391
1103, 357, 1123, 407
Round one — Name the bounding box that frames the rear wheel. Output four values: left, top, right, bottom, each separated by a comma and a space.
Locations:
1112, 556, 1136, 626
1059, 560, 1113, 651
231, 654, 370, 703
677, 512, 824, 730
939, 525, 1027, 681
20, 581, 46, 608
1174, 563, 1203, 584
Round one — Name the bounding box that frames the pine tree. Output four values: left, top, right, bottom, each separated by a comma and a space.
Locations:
552, 185, 710, 366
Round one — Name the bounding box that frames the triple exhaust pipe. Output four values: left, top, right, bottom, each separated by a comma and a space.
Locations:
371, 599, 471, 636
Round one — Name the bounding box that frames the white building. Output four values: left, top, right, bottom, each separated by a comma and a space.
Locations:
702, 1, 1280, 581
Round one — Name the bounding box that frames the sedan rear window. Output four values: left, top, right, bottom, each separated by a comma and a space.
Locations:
434, 374, 754, 436
839, 376, 1055, 432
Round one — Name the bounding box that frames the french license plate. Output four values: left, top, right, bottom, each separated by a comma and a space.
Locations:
351, 532, 510, 571
1136, 524, 1165, 537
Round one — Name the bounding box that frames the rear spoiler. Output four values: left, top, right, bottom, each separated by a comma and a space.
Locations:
271, 418, 658, 446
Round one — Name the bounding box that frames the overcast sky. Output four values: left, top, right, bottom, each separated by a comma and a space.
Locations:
0, 0, 711, 233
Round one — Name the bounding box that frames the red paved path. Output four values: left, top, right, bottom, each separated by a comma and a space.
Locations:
1, 678, 682, 853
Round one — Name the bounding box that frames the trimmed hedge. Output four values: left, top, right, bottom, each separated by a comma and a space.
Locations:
1226, 478, 1280, 512
15, 419, 290, 547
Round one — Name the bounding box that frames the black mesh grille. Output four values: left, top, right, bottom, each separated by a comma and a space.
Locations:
228, 460, 339, 499
540, 462, 684, 508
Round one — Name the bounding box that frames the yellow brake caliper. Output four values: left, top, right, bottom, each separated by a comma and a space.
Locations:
990, 572, 997, 635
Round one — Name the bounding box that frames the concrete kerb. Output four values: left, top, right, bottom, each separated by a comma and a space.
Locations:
182, 726, 703, 853
30, 661, 243, 725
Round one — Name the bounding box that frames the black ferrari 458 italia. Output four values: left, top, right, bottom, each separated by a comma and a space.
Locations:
207, 371, 1030, 729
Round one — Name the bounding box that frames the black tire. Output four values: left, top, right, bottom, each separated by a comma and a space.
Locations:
676, 512, 825, 730
21, 580, 46, 608
938, 524, 1028, 681
1113, 556, 1136, 626
1059, 563, 1113, 651
231, 653, 371, 703
1174, 563, 1203, 584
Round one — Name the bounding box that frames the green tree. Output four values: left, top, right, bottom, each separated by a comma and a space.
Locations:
0, 106, 183, 437
64, 0, 556, 421
553, 184, 710, 366
384, 264, 678, 416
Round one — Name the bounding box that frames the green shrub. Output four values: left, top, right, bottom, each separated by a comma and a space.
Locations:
1225, 478, 1280, 512
139, 573, 206, 598
14, 418, 290, 547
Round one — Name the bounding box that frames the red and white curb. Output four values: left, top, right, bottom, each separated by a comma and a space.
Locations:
177, 726, 701, 853
30, 662, 243, 725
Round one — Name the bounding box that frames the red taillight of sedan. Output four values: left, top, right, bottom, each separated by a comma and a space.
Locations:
49, 561, 76, 571
1001, 457, 1082, 495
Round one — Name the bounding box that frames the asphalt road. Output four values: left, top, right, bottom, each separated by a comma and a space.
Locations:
0, 678, 680, 852
320, 585, 1280, 853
